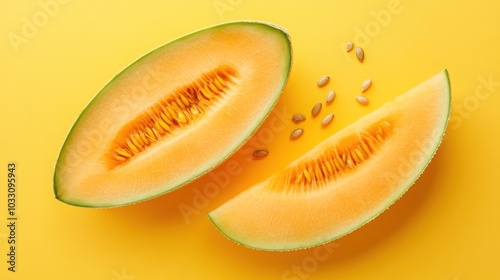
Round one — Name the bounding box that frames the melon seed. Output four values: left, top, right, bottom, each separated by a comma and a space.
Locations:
356, 47, 364, 63
326, 91, 335, 105
311, 103, 322, 117
292, 114, 306, 124
346, 41, 354, 52
252, 149, 269, 159
317, 76, 330, 87
290, 128, 304, 140
361, 79, 372, 92
111, 68, 234, 165
321, 114, 334, 127
356, 95, 369, 105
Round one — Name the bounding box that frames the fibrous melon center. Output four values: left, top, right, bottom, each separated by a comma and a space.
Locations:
271, 119, 394, 192
107, 65, 238, 168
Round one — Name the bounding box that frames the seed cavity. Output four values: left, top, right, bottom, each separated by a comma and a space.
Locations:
292, 114, 306, 124
108, 65, 237, 168
311, 103, 322, 117
317, 76, 330, 87
361, 79, 372, 93
356, 95, 369, 105
325, 91, 335, 105
271, 120, 394, 191
347, 41, 354, 52
321, 114, 334, 127
252, 149, 269, 159
290, 128, 304, 140
356, 47, 365, 63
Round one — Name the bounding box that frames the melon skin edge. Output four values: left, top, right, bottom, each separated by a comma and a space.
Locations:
53, 21, 293, 208
208, 70, 451, 251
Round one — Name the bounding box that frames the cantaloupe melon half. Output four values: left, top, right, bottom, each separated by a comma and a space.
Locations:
209, 70, 451, 251
54, 21, 292, 207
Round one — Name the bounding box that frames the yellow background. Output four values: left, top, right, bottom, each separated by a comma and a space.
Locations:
1, 0, 500, 279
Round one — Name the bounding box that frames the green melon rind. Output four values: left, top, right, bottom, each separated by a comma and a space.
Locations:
53, 21, 293, 208
208, 70, 451, 251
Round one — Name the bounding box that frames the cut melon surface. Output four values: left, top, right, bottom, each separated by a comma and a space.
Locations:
54, 21, 292, 207
208, 70, 451, 251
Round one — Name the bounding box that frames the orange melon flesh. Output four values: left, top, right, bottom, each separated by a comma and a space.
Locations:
54, 21, 292, 207
208, 70, 451, 251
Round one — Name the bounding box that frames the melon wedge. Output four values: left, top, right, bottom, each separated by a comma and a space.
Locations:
208, 70, 451, 251
54, 21, 292, 207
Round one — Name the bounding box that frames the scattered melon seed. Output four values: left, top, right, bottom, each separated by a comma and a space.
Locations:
326, 91, 335, 105
321, 114, 334, 127
292, 114, 306, 124
361, 79, 372, 92
356, 47, 365, 63
290, 128, 304, 140
356, 95, 369, 105
346, 41, 354, 52
317, 76, 330, 87
252, 149, 269, 159
311, 103, 322, 117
